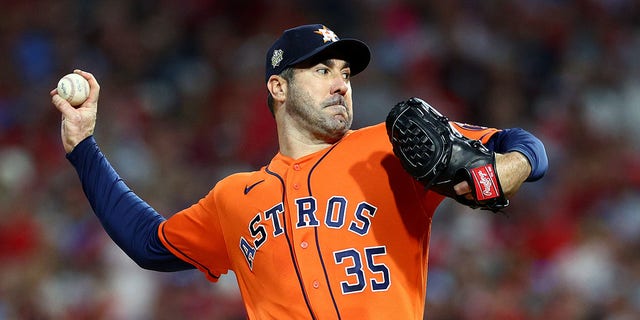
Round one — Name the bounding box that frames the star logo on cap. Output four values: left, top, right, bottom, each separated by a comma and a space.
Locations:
271, 49, 284, 68
314, 25, 339, 43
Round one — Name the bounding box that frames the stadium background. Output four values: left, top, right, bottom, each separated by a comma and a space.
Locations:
1, 0, 639, 319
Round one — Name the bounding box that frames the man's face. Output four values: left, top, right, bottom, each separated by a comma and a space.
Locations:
285, 58, 353, 143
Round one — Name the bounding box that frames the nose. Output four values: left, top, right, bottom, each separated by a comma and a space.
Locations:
331, 76, 349, 96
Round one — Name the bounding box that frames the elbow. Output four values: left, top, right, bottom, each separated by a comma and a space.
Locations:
519, 134, 549, 182
132, 256, 162, 271
129, 250, 195, 272
529, 148, 549, 181
117, 246, 163, 270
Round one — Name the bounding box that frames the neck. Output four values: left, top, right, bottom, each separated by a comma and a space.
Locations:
277, 129, 334, 159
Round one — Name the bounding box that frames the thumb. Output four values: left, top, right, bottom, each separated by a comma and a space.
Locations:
454, 181, 471, 195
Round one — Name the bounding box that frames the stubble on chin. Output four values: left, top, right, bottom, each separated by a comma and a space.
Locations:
319, 115, 351, 142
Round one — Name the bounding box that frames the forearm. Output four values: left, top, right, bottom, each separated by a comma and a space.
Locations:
67, 136, 194, 271
495, 152, 531, 197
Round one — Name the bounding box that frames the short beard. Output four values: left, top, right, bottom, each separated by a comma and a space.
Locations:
287, 81, 351, 143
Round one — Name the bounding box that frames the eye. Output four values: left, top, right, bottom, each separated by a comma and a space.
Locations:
316, 67, 329, 75
342, 70, 351, 80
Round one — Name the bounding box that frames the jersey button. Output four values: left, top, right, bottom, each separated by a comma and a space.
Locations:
293, 164, 301, 171
300, 241, 308, 249
312, 280, 320, 289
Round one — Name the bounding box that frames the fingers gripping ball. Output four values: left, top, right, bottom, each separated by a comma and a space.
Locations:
386, 97, 509, 212
57, 73, 89, 106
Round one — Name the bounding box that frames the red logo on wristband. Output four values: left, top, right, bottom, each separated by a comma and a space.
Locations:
470, 165, 500, 200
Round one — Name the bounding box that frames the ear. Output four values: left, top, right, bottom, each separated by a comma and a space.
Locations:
267, 75, 287, 103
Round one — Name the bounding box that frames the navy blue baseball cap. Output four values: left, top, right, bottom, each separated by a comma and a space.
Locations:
265, 24, 371, 82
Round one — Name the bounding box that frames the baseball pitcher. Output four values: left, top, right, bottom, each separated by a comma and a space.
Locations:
51, 24, 548, 319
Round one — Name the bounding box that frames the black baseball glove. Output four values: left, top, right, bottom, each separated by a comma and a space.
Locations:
385, 97, 509, 212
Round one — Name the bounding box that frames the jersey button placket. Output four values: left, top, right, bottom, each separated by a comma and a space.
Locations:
292, 163, 302, 190
288, 161, 325, 309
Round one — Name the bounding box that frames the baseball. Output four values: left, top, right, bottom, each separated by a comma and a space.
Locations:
57, 73, 90, 106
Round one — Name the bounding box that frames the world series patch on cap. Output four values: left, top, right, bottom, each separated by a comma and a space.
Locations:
265, 24, 371, 82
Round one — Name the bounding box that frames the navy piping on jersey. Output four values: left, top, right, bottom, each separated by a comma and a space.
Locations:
307, 144, 343, 320
159, 223, 220, 280
265, 166, 318, 320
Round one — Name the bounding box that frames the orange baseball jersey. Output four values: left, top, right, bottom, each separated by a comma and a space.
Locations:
159, 122, 499, 319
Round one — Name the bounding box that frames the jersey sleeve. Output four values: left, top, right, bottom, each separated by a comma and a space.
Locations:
158, 189, 231, 282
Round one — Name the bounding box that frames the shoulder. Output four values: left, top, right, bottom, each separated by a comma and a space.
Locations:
215, 169, 267, 191
344, 123, 389, 143
199, 168, 270, 208
334, 123, 392, 155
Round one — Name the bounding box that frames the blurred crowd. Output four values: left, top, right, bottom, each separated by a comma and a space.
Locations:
1, 0, 640, 319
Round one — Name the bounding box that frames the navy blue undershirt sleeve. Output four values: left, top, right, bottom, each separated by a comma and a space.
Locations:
485, 128, 548, 181
66, 136, 194, 272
